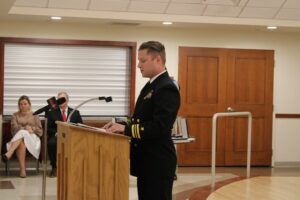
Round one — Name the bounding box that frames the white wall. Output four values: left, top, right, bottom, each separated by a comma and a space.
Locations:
1, 21, 300, 164
275, 119, 300, 163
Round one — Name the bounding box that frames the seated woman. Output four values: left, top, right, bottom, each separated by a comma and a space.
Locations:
2, 95, 43, 178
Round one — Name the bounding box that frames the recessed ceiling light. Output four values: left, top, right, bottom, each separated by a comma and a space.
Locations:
267, 26, 277, 30
162, 22, 173, 25
51, 16, 62, 20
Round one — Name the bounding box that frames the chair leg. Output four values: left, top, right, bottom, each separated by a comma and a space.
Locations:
36, 159, 40, 174
5, 160, 9, 176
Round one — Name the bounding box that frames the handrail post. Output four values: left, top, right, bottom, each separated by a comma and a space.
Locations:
211, 111, 252, 188
42, 118, 48, 200
247, 114, 252, 178
211, 114, 218, 189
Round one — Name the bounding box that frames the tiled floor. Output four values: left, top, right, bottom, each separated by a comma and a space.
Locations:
0, 166, 300, 200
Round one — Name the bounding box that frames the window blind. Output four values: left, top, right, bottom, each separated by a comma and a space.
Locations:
4, 43, 131, 116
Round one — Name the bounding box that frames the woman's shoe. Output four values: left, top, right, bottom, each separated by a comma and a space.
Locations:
20, 171, 26, 178
1, 154, 8, 163
19, 174, 26, 178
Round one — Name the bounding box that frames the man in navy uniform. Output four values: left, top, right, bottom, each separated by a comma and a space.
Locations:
103, 41, 180, 200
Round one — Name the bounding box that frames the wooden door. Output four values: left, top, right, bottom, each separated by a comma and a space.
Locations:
177, 47, 228, 166
225, 50, 274, 165
177, 47, 274, 166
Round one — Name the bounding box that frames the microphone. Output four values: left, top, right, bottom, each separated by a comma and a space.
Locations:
67, 96, 113, 123
98, 96, 112, 102
47, 96, 56, 108
56, 97, 67, 105
33, 97, 66, 115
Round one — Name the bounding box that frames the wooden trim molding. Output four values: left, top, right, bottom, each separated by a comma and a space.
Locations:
0, 42, 4, 114
275, 114, 300, 118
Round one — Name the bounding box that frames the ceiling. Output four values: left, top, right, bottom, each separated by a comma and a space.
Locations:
2, 0, 300, 31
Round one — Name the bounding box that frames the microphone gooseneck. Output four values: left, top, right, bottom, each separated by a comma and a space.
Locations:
33, 96, 55, 115
33, 105, 51, 115
67, 96, 113, 123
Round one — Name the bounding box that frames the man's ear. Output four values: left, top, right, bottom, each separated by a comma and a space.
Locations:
155, 55, 162, 65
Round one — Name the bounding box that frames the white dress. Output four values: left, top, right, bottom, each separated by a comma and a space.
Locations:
7, 112, 43, 160
6, 129, 41, 159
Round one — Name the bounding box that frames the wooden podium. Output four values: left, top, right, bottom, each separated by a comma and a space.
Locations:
56, 122, 130, 200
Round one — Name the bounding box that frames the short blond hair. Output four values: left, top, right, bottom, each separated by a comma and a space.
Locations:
57, 91, 69, 101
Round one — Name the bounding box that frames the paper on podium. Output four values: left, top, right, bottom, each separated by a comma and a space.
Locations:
70, 122, 107, 133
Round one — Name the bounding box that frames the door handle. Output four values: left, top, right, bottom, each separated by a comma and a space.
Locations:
227, 107, 235, 112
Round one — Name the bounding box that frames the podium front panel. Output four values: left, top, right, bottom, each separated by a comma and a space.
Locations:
57, 122, 130, 200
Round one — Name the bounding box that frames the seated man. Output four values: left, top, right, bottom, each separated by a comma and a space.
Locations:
47, 91, 82, 177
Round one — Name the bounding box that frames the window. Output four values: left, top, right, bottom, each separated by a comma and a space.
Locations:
1, 39, 136, 116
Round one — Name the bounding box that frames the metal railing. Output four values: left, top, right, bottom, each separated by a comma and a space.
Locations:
211, 111, 252, 188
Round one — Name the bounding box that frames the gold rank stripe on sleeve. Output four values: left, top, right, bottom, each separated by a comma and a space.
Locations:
131, 124, 136, 138
131, 124, 141, 139
136, 124, 141, 139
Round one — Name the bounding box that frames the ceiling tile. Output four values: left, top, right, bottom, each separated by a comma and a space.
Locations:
166, 3, 206, 15
89, 0, 130, 11
128, 1, 168, 13
204, 5, 242, 17
283, 0, 300, 9
276, 8, 300, 20
238, 0, 248, 6
8, 0, 300, 30
48, 0, 90, 9
247, 0, 285, 8
239, 7, 278, 19
14, 0, 48, 7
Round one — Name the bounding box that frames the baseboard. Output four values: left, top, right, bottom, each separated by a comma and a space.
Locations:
274, 162, 300, 167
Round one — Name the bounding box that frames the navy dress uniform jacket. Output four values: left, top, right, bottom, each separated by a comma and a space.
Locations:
124, 71, 180, 178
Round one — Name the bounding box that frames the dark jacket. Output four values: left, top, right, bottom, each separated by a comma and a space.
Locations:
124, 71, 180, 178
47, 107, 83, 137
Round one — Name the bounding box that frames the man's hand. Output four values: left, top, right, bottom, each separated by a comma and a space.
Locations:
102, 121, 113, 129
102, 122, 125, 134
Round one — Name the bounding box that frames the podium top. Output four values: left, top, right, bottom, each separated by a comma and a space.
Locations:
56, 121, 130, 139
